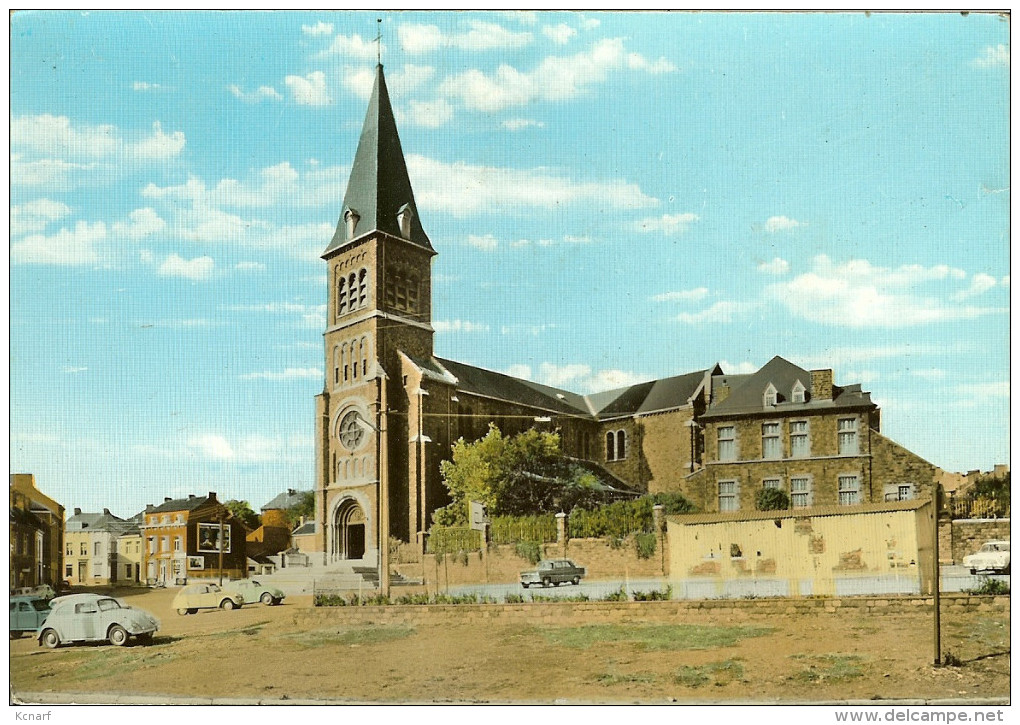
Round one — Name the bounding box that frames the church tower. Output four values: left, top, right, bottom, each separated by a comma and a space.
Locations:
314, 64, 436, 564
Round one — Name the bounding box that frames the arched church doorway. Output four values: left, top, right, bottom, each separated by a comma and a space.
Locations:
333, 499, 366, 561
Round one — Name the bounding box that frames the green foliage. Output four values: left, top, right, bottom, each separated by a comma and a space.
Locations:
673, 660, 745, 688
568, 492, 693, 540
530, 592, 590, 602
965, 578, 1010, 595
602, 587, 629, 602
224, 500, 261, 531
427, 527, 482, 554
514, 540, 543, 565
284, 490, 316, 528
534, 624, 772, 650
503, 593, 526, 604
635, 532, 658, 559
790, 654, 865, 682
941, 650, 963, 667
755, 487, 790, 511
631, 586, 672, 601
490, 514, 558, 545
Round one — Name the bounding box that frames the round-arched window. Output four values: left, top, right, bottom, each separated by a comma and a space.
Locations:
338, 411, 366, 451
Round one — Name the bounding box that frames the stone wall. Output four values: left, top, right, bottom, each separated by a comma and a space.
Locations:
938, 519, 1011, 564
295, 593, 1008, 627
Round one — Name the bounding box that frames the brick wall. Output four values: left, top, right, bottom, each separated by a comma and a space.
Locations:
869, 431, 937, 502
295, 593, 1008, 627
938, 519, 1011, 564
639, 409, 697, 495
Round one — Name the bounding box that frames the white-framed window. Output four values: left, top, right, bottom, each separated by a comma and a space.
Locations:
762, 477, 781, 490
763, 383, 778, 407
791, 477, 812, 508
790, 420, 810, 458
897, 484, 914, 501
717, 425, 736, 462
160, 536, 169, 552
80, 542, 87, 555
718, 480, 740, 512
94, 541, 102, 556
838, 475, 860, 505
173, 536, 182, 552
66, 543, 73, 556
147, 538, 155, 554
838, 417, 859, 455
792, 380, 806, 404
762, 422, 781, 460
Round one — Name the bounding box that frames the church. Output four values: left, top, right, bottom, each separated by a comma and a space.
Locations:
311, 65, 937, 566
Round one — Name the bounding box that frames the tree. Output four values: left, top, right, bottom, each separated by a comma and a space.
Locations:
284, 491, 316, 528
433, 425, 614, 525
224, 499, 261, 531
755, 487, 790, 512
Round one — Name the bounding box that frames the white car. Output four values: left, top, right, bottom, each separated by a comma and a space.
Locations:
963, 540, 1010, 575
38, 594, 159, 648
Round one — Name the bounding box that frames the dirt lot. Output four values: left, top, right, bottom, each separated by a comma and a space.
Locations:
9, 586, 1010, 704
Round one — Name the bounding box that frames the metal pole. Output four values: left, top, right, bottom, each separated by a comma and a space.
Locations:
378, 372, 390, 598
933, 485, 943, 665
218, 512, 225, 586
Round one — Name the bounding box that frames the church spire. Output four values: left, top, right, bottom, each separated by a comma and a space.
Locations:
324, 64, 433, 256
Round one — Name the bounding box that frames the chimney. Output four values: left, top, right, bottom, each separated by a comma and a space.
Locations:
103, 508, 110, 515
73, 507, 82, 516
145, 504, 154, 512
714, 382, 731, 405
810, 369, 833, 400
188, 494, 195, 500
288, 488, 296, 496
208, 491, 217, 502
164, 497, 172, 503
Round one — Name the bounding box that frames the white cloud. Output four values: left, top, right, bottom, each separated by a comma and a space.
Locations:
467, 234, 499, 251
399, 20, 531, 54
11, 115, 185, 162
758, 257, 790, 275
111, 208, 166, 239
626, 53, 676, 73
321, 33, 381, 60
407, 98, 453, 128
790, 343, 973, 370
10, 220, 106, 265
408, 154, 657, 216
388, 64, 437, 95
127, 121, 186, 160
502, 118, 545, 131
1002, 275, 1010, 288
543, 24, 576, 45
500, 11, 538, 25
766, 255, 1005, 328
765, 215, 802, 232
636, 212, 698, 235
343, 67, 377, 99
433, 319, 490, 333
132, 81, 163, 92
652, 287, 709, 303
229, 84, 283, 102
11, 198, 71, 236
843, 369, 881, 384
302, 21, 333, 36
438, 38, 674, 112
719, 360, 758, 375
533, 362, 646, 393
240, 367, 322, 380
62, 366, 88, 374
285, 71, 331, 106
158, 254, 214, 280
235, 261, 266, 271
951, 272, 998, 301
503, 364, 533, 380
10, 155, 97, 189
971, 44, 1009, 68
676, 301, 755, 324
956, 381, 1009, 399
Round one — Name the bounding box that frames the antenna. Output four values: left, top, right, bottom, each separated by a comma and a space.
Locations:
375, 17, 382, 65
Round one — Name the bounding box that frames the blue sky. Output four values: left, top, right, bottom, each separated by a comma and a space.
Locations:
9, 11, 1010, 519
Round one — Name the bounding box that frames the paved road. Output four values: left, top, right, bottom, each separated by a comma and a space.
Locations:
444, 565, 1008, 601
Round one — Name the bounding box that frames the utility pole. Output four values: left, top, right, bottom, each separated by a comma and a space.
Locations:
933, 484, 944, 665
218, 511, 225, 587
378, 369, 390, 598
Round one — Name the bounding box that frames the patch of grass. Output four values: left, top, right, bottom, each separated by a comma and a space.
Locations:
964, 578, 1010, 595
207, 621, 269, 639
673, 659, 745, 688
790, 653, 866, 683
529, 592, 590, 602
534, 624, 773, 651
285, 625, 416, 649
70, 648, 179, 682
594, 671, 659, 686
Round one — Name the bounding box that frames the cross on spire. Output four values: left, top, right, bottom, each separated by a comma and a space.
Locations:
374, 17, 382, 65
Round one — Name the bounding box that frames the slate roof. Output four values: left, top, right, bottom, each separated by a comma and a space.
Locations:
292, 522, 316, 536
146, 495, 214, 514
587, 366, 719, 418
434, 357, 592, 417
262, 489, 310, 512
701, 355, 874, 419
66, 510, 133, 533
322, 64, 433, 257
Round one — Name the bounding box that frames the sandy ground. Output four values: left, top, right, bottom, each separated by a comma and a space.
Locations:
9, 586, 1010, 704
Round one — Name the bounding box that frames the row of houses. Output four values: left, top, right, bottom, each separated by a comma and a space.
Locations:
10, 475, 309, 589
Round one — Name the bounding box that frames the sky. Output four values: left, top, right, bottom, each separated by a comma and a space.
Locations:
9, 10, 1011, 520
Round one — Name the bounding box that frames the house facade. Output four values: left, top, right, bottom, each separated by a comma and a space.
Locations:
307, 64, 940, 568
63, 508, 138, 586
139, 492, 246, 585
9, 474, 65, 590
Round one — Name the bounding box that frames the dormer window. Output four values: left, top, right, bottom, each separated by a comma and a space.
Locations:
792, 380, 806, 404
397, 204, 413, 239
344, 208, 360, 240
763, 383, 778, 407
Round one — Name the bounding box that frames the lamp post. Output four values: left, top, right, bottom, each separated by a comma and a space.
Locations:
217, 511, 225, 586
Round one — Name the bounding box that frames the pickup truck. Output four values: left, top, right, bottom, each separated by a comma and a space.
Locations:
963, 540, 1010, 575
520, 559, 586, 588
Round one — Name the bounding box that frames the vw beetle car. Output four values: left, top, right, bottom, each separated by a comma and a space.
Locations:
223, 579, 285, 606
963, 540, 1010, 575
171, 582, 244, 615
37, 594, 159, 648
520, 559, 586, 588
10, 595, 51, 639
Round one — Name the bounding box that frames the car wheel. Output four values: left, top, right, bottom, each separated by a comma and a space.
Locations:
261, 592, 273, 605
137, 632, 153, 645
272, 598, 283, 606
522, 583, 530, 589
41, 629, 60, 649
220, 598, 236, 610
542, 577, 551, 588
10, 631, 23, 640
554, 581, 561, 587
572, 576, 580, 585
177, 608, 190, 616
108, 625, 128, 647
970, 569, 977, 575
188, 608, 197, 614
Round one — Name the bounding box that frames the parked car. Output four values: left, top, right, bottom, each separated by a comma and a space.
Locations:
223, 579, 285, 606
963, 540, 1010, 575
12, 584, 56, 600
37, 594, 159, 648
520, 559, 586, 588
171, 582, 244, 615
10, 595, 51, 638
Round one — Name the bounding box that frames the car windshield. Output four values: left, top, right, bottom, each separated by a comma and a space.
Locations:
97, 598, 122, 611
30, 600, 50, 612
982, 543, 1004, 552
